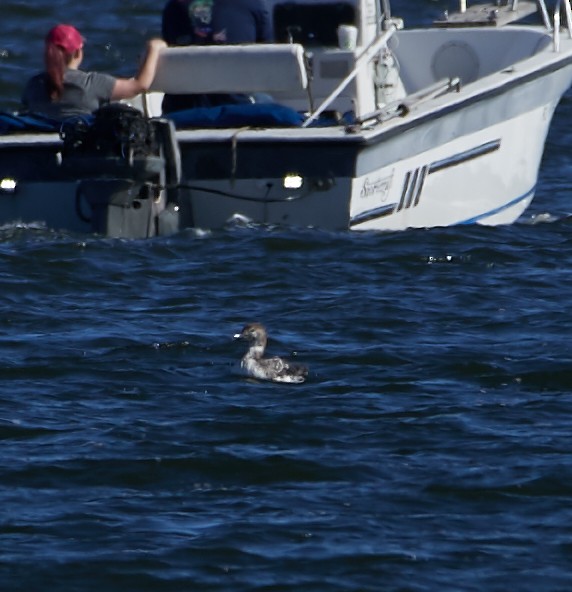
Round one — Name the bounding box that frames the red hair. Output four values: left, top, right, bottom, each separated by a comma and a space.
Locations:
44, 25, 83, 101
44, 42, 71, 101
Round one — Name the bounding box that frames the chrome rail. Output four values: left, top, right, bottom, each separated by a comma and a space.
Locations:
554, 0, 572, 52
454, 0, 572, 51
539, 0, 551, 29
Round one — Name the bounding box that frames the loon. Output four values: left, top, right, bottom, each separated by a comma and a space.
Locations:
234, 323, 308, 384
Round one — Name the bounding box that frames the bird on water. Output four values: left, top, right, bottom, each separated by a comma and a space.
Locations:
234, 322, 308, 384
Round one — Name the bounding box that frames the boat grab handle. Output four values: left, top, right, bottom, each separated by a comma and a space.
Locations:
352, 77, 461, 127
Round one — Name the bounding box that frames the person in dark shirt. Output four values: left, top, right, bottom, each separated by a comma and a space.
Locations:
161, 0, 272, 113
22, 24, 166, 121
211, 0, 272, 44
162, 0, 214, 46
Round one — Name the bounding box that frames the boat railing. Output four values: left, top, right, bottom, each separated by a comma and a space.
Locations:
529, 0, 572, 42
302, 0, 572, 130
445, 1, 572, 50
539, 0, 552, 28
554, 0, 572, 51
452, 0, 572, 47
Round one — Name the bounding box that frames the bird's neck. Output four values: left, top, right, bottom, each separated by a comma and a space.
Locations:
247, 342, 266, 360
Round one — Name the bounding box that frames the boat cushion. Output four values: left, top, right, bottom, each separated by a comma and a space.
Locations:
0, 104, 310, 135
167, 103, 305, 128
0, 111, 61, 133
150, 44, 308, 95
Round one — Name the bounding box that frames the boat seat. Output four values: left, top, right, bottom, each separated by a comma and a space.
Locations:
150, 43, 309, 95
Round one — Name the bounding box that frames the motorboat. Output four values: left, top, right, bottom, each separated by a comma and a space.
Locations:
1, 0, 572, 238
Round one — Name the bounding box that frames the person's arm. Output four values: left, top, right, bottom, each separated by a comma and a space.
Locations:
111, 38, 167, 101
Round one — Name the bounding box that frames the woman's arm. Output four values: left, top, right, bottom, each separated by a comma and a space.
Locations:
111, 38, 167, 100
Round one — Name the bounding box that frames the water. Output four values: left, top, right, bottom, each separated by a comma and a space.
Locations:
2, 1, 572, 590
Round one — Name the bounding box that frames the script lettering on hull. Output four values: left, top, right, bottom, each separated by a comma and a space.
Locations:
359, 174, 392, 201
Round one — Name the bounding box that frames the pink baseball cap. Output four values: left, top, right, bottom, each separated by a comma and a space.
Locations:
46, 24, 84, 54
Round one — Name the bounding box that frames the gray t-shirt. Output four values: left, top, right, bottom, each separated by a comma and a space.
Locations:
21, 68, 116, 120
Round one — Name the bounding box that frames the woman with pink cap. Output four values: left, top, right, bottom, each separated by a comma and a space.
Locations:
21, 24, 166, 120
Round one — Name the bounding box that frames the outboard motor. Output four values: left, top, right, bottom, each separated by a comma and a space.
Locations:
60, 104, 180, 238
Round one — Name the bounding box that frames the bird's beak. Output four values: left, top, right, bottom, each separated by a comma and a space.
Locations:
233, 333, 241, 340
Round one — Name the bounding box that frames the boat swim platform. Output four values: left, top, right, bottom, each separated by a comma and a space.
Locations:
433, 0, 538, 27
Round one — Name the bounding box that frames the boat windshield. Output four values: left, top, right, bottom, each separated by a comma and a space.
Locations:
273, 2, 356, 47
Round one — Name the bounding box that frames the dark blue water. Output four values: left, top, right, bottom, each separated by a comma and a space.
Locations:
3, 2, 572, 590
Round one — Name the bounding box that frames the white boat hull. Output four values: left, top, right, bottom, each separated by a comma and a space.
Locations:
179, 69, 569, 231
350, 102, 556, 230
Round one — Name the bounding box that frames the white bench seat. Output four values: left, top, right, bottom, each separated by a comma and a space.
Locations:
150, 44, 308, 95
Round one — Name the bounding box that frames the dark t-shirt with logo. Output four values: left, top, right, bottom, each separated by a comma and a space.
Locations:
162, 0, 271, 46
162, 0, 215, 46
160, 0, 272, 113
